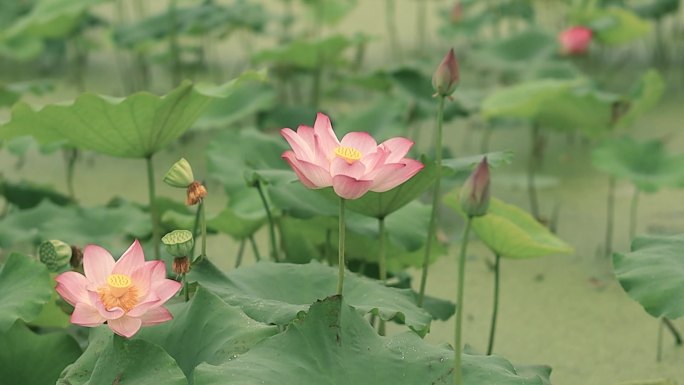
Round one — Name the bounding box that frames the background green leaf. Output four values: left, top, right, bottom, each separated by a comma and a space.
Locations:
0, 253, 53, 332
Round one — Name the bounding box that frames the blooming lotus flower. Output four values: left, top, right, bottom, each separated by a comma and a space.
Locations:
559, 26, 592, 56
55, 240, 181, 338
281, 113, 424, 200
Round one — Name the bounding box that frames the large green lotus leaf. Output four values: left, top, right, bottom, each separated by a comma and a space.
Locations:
475, 28, 556, 66
0, 253, 52, 332
577, 6, 652, 45
188, 259, 433, 335
0, 0, 105, 41
194, 82, 276, 130
268, 180, 339, 218
162, 205, 265, 240
633, 0, 680, 19
194, 296, 551, 385
0, 178, 73, 208
113, 1, 266, 50
134, 287, 277, 383
442, 151, 514, 178
444, 194, 574, 259
207, 128, 289, 193
534, 86, 617, 137
0, 73, 262, 158
0, 200, 150, 249
252, 35, 353, 69
300, 0, 357, 25
58, 326, 187, 385
592, 137, 684, 193
614, 70, 664, 130
613, 234, 684, 319
30, 289, 71, 329
481, 79, 581, 120
0, 322, 82, 385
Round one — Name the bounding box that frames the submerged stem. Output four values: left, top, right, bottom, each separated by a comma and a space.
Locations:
378, 217, 387, 336
249, 235, 262, 262
337, 198, 346, 296
454, 217, 473, 385
629, 187, 640, 240
145, 156, 160, 260
256, 181, 280, 262
235, 238, 246, 268
418, 95, 446, 306
605, 176, 616, 257
486, 253, 501, 355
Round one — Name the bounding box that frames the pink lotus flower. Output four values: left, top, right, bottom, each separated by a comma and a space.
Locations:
281, 113, 424, 200
55, 240, 181, 338
559, 26, 592, 55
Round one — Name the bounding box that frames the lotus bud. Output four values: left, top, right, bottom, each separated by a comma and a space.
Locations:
558, 26, 592, 56
459, 157, 490, 217
172, 256, 190, 275
162, 230, 194, 258
450, 2, 463, 23
39, 240, 73, 272
432, 48, 459, 97
163, 158, 195, 188
186, 181, 208, 206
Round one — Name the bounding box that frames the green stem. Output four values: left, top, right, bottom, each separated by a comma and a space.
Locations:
183, 274, 189, 302
418, 95, 446, 306
486, 254, 501, 355
145, 156, 160, 260
337, 198, 346, 296
235, 239, 246, 268
378, 216, 387, 336
657, 317, 664, 362
454, 217, 473, 385
168, 0, 181, 86
629, 187, 640, 240
605, 176, 616, 256
527, 124, 541, 220
385, 0, 401, 60
190, 203, 201, 258
256, 181, 280, 262
64, 148, 78, 202
249, 235, 262, 262
199, 199, 207, 260
663, 318, 683, 345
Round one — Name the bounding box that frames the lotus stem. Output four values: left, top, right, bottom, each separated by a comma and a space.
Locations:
145, 155, 160, 260
416, 0, 427, 55
63, 148, 78, 202
255, 180, 280, 262
454, 217, 473, 385
605, 176, 616, 256
183, 274, 189, 302
527, 123, 541, 220
486, 253, 501, 355
337, 197, 346, 296
657, 317, 664, 362
378, 216, 387, 336
385, 0, 401, 60
663, 318, 683, 345
235, 238, 246, 268
199, 199, 207, 260
629, 187, 640, 240
168, 0, 182, 86
418, 95, 446, 306
249, 235, 262, 262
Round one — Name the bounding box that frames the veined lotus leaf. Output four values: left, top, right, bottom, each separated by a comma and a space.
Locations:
0, 71, 266, 158
592, 137, 684, 193
613, 234, 684, 319
445, 194, 574, 259
194, 296, 552, 385
0, 253, 53, 332
188, 259, 433, 335
572, 6, 651, 45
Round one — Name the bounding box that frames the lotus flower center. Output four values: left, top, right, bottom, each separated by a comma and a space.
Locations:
335, 146, 362, 164
99, 274, 139, 312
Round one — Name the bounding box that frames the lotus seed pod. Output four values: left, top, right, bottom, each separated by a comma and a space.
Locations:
459, 157, 490, 218
162, 230, 194, 258
38, 240, 73, 272
163, 158, 195, 188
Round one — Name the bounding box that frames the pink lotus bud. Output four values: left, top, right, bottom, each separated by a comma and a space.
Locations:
558, 26, 592, 56
450, 2, 463, 23
459, 157, 490, 217
432, 48, 459, 97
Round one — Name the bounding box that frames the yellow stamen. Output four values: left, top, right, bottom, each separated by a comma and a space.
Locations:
335, 146, 362, 164
99, 274, 138, 312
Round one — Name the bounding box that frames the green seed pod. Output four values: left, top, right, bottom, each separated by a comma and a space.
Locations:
162, 230, 194, 258
39, 240, 73, 272
163, 158, 195, 188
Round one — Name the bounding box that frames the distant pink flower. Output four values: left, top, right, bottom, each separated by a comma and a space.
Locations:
55, 240, 181, 338
281, 113, 424, 200
559, 26, 592, 55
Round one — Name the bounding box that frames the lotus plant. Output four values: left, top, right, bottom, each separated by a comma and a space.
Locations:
54, 240, 181, 338
281, 112, 423, 295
